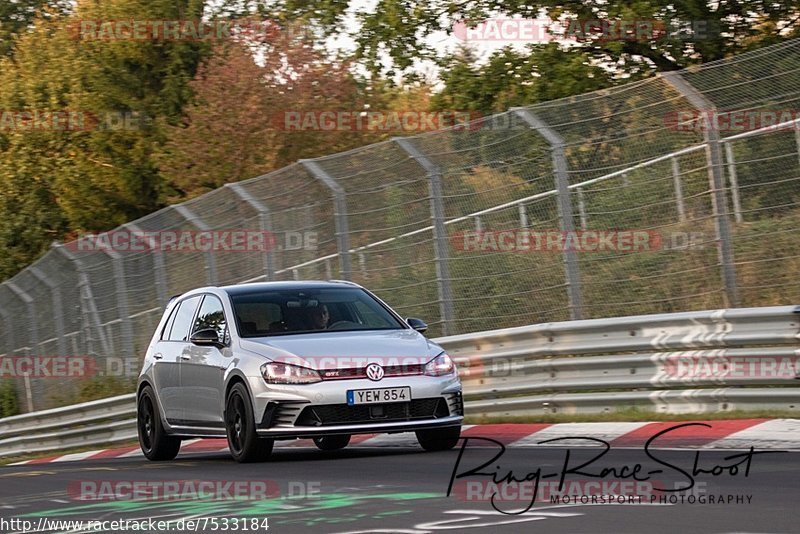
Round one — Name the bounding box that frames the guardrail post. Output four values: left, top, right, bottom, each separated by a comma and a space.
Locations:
172, 205, 219, 285
671, 156, 687, 222
28, 266, 67, 359
512, 107, 584, 320
122, 223, 168, 307
393, 137, 455, 335
53, 244, 112, 357
722, 142, 744, 223
663, 72, 739, 307
226, 182, 276, 280
299, 159, 351, 280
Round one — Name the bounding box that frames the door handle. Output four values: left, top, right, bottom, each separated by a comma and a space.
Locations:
180, 355, 191, 361
153, 353, 163, 360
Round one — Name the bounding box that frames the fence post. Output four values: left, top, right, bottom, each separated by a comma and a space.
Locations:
53, 244, 112, 357
5, 281, 38, 413
172, 205, 219, 285
0, 294, 27, 413
226, 182, 276, 280
512, 107, 584, 319
796, 128, 800, 167
123, 223, 168, 306
722, 142, 744, 223
518, 204, 528, 228
671, 157, 687, 222
5, 282, 39, 357
0, 301, 15, 357
299, 159, 351, 280
393, 137, 455, 335
100, 247, 135, 361
576, 188, 588, 230
29, 266, 67, 359
663, 72, 740, 307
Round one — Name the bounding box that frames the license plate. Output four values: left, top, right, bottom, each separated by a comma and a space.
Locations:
347, 387, 411, 405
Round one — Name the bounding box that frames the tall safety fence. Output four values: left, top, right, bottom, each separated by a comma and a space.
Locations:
2, 39, 800, 411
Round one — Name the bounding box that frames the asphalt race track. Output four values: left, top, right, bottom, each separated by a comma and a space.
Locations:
0, 442, 798, 534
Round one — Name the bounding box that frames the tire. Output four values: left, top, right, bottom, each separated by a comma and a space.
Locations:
137, 386, 181, 461
225, 382, 274, 463
313, 434, 351, 451
416, 426, 461, 452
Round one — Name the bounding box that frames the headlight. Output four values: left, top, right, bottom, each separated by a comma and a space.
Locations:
424, 353, 456, 377
261, 362, 321, 384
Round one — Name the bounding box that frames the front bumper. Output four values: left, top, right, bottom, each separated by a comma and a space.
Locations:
246, 374, 463, 439
255, 415, 463, 438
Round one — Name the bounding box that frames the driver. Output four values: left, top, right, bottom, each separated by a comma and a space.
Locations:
307, 304, 330, 330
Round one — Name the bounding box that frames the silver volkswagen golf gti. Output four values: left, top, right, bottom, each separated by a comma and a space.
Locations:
136, 281, 463, 462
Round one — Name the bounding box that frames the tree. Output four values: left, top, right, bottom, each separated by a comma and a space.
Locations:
0, 380, 19, 417
353, 0, 800, 76
159, 26, 385, 200
206, 2, 800, 118
432, 44, 614, 114
0, 0, 210, 279
236, 1, 800, 77
0, 0, 71, 57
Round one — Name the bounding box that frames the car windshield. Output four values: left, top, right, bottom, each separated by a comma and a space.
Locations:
229, 287, 406, 337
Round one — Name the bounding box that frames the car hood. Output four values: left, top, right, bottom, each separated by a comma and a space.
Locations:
238, 329, 440, 369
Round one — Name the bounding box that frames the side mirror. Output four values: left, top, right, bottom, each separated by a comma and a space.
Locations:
406, 317, 428, 333
190, 328, 224, 348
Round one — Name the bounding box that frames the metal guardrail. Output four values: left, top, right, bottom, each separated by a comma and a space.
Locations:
0, 394, 136, 456
1, 305, 798, 457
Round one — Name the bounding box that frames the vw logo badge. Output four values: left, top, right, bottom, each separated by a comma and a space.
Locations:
365, 363, 385, 382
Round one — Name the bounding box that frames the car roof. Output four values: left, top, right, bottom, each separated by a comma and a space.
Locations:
219, 280, 361, 296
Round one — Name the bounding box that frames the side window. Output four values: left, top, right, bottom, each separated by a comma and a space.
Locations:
160, 305, 179, 341
167, 296, 202, 341
193, 295, 228, 341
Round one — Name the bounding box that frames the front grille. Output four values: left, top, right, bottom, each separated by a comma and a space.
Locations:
295, 397, 449, 426
320, 364, 425, 381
